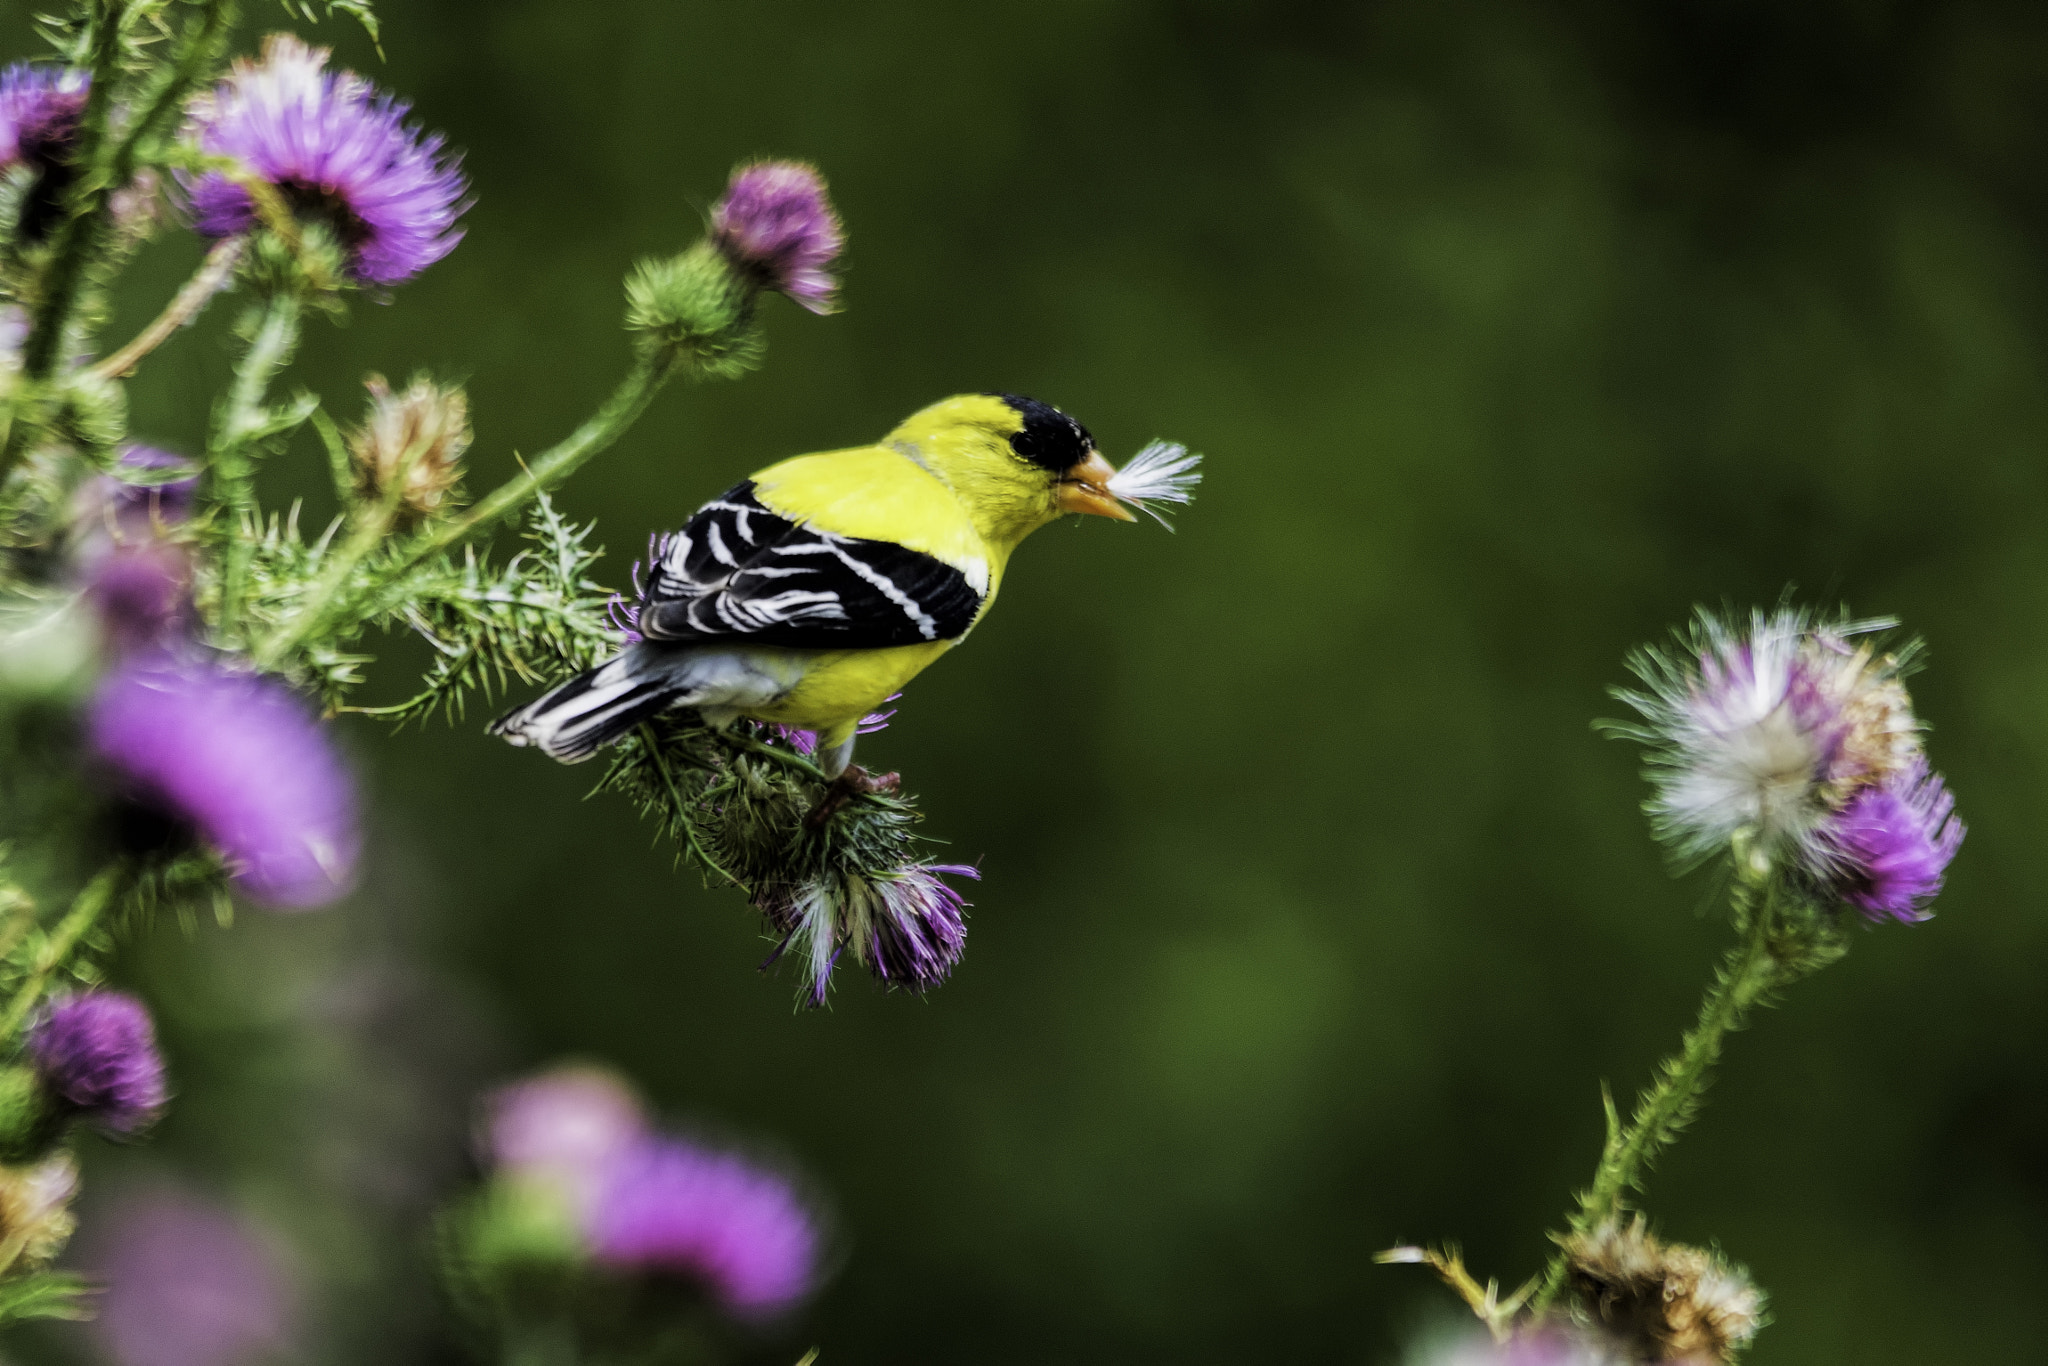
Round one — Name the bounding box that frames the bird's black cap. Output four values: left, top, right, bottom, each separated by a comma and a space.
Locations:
996, 394, 1094, 473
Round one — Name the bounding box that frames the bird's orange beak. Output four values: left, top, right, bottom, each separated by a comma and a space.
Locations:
1055, 451, 1136, 521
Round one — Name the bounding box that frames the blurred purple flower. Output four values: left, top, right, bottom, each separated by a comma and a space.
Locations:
1821, 758, 1965, 921
29, 992, 166, 1136
0, 63, 89, 241
869, 863, 974, 992
0, 63, 88, 170
711, 161, 843, 313
87, 659, 359, 907
84, 1184, 298, 1366
484, 1065, 648, 1214
185, 35, 467, 286
587, 1134, 821, 1319
83, 543, 191, 653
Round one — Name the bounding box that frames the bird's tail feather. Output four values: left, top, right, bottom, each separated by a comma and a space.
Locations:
489, 655, 681, 763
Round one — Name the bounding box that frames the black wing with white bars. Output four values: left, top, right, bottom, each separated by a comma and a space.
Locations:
638, 482, 984, 650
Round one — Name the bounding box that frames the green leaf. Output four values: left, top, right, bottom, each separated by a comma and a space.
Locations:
0, 1271, 96, 1324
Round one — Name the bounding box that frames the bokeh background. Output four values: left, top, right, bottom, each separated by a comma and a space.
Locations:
10, 0, 2048, 1361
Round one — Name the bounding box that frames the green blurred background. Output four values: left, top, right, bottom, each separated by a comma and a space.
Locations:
16, 0, 2048, 1361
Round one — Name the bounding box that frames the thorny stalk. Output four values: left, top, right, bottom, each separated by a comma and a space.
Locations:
388, 347, 684, 579
90, 235, 246, 379
1529, 878, 1783, 1312
210, 290, 303, 634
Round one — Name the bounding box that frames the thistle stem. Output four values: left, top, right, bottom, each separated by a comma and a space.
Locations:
15, 0, 132, 387
209, 291, 302, 636
0, 867, 122, 1040
1530, 880, 1782, 1312
388, 347, 683, 579
90, 236, 246, 380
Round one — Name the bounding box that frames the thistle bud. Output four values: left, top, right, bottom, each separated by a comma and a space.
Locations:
348, 373, 470, 520
623, 243, 764, 378
1564, 1218, 1764, 1363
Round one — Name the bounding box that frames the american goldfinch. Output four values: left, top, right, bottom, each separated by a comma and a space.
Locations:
491, 393, 1199, 787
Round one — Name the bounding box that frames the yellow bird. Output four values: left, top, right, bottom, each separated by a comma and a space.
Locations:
491, 393, 1199, 789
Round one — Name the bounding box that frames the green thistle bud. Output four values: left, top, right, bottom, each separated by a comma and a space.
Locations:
623, 242, 765, 379
437, 1172, 588, 1322
348, 372, 471, 520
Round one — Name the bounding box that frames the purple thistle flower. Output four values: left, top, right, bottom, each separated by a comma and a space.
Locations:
586, 1134, 821, 1320
0, 63, 89, 242
185, 35, 467, 286
1821, 759, 1965, 921
84, 1183, 299, 1366
757, 860, 975, 1003
868, 863, 975, 992
83, 543, 192, 653
484, 1065, 648, 1216
0, 63, 89, 170
710, 161, 843, 314
28, 992, 166, 1135
105, 445, 200, 527
86, 658, 359, 908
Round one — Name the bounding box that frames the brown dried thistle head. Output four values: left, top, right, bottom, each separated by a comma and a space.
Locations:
348, 372, 470, 519
1563, 1218, 1764, 1363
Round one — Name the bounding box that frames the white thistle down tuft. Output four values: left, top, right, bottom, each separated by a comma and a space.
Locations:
1106, 441, 1202, 527
1611, 609, 1921, 874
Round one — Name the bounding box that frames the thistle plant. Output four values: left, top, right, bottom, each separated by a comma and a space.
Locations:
1384, 606, 1964, 1364
439, 1063, 825, 1363
0, 0, 959, 1336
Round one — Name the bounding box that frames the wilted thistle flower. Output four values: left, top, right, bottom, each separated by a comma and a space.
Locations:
758, 862, 976, 1006
85, 1183, 299, 1366
348, 372, 470, 518
0, 63, 89, 242
0, 1153, 77, 1269
1564, 1218, 1764, 1364
587, 1134, 822, 1320
710, 161, 843, 313
87, 659, 359, 907
1613, 608, 1963, 908
28, 991, 167, 1136
186, 35, 467, 286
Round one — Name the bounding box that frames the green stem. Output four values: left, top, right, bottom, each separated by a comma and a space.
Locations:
210, 292, 303, 636
16, 0, 131, 386
387, 348, 682, 581
89, 235, 246, 380
0, 867, 121, 1040
1530, 881, 1782, 1312
0, 0, 234, 486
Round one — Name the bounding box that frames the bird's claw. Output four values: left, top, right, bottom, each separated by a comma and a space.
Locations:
804, 765, 901, 829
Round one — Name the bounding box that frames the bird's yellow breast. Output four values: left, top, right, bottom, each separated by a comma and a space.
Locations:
742, 642, 955, 741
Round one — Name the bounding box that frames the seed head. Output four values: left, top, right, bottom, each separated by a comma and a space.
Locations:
1564, 1218, 1764, 1363
348, 373, 470, 518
